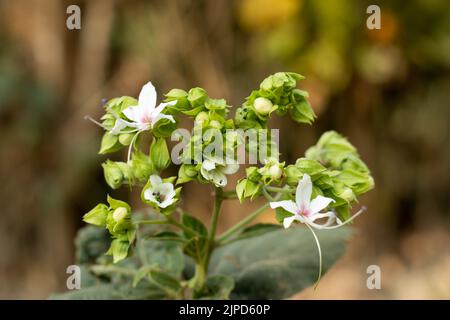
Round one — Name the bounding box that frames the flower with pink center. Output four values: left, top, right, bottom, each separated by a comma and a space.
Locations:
269, 173, 339, 229
110, 82, 176, 134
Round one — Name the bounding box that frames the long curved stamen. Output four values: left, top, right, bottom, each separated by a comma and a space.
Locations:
84, 115, 106, 129
305, 223, 322, 289
127, 130, 142, 163
309, 206, 367, 230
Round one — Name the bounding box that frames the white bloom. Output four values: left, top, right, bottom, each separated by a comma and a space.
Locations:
270, 174, 341, 229
143, 175, 177, 208
200, 157, 239, 187
111, 82, 176, 134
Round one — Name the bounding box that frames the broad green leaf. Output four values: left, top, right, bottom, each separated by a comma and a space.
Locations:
208, 227, 352, 299
148, 270, 181, 296
198, 275, 235, 300
75, 225, 111, 264
181, 212, 208, 238
49, 284, 121, 300
137, 239, 185, 277
231, 223, 282, 243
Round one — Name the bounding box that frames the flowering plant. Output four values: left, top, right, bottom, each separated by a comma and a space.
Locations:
52, 72, 373, 300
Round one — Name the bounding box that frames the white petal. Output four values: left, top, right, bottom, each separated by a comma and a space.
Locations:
283, 216, 297, 229
158, 182, 174, 195
122, 105, 140, 122
149, 174, 162, 186
202, 159, 216, 171
296, 174, 312, 209
138, 82, 157, 110
143, 188, 157, 203
309, 195, 335, 214
153, 101, 176, 116
159, 194, 176, 208
110, 118, 134, 134
209, 169, 227, 187
269, 200, 298, 214
151, 113, 175, 127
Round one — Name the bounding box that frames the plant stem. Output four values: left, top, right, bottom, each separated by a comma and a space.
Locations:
216, 189, 285, 243
265, 186, 294, 194
217, 202, 270, 243
193, 187, 223, 293
134, 219, 168, 225
222, 190, 238, 199
166, 215, 200, 237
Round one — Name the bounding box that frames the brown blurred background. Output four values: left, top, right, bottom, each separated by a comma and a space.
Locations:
0, 0, 449, 299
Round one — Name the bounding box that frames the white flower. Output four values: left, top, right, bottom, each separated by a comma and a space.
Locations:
270, 174, 340, 229
200, 157, 239, 187
111, 82, 176, 134
143, 175, 177, 208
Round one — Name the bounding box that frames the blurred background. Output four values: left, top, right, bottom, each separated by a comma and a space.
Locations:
0, 0, 449, 299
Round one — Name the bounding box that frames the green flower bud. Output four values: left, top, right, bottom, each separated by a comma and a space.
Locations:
83, 203, 109, 226
118, 133, 134, 146
102, 160, 130, 189
209, 120, 222, 129
112, 207, 128, 223
195, 111, 209, 124
246, 166, 262, 183
258, 158, 284, 184
253, 97, 273, 116
285, 165, 302, 186
188, 87, 207, 107
338, 187, 356, 203
150, 138, 171, 172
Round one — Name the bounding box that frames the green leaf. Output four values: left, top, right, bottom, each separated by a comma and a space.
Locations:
150, 138, 171, 171
198, 275, 234, 300
181, 212, 208, 238
148, 270, 181, 296
75, 226, 111, 264
208, 227, 352, 299
49, 284, 121, 300
232, 223, 282, 242
137, 239, 185, 277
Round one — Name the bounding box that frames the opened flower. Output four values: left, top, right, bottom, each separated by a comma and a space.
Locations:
200, 156, 239, 187
270, 174, 341, 229
111, 82, 176, 134
143, 175, 177, 208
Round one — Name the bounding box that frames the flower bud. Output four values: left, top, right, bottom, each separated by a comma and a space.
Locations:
253, 97, 273, 116
188, 87, 207, 107
285, 165, 302, 186
195, 111, 209, 124
209, 120, 222, 129
112, 207, 128, 222
102, 160, 126, 189
118, 133, 134, 146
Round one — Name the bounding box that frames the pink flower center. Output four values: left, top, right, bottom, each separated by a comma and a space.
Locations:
298, 205, 311, 217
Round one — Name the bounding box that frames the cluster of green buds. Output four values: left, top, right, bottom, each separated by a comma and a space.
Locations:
235, 72, 316, 129
83, 195, 135, 263
282, 131, 374, 220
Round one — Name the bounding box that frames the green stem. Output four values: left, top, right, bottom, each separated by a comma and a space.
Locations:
265, 186, 294, 194
134, 219, 168, 225
217, 202, 270, 243
222, 190, 238, 199
217, 189, 285, 243
193, 187, 223, 294
166, 215, 200, 237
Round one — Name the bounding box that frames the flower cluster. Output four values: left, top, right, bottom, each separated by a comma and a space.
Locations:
82, 72, 374, 277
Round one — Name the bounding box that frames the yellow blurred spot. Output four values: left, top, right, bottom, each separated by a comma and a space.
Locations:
238, 0, 302, 31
